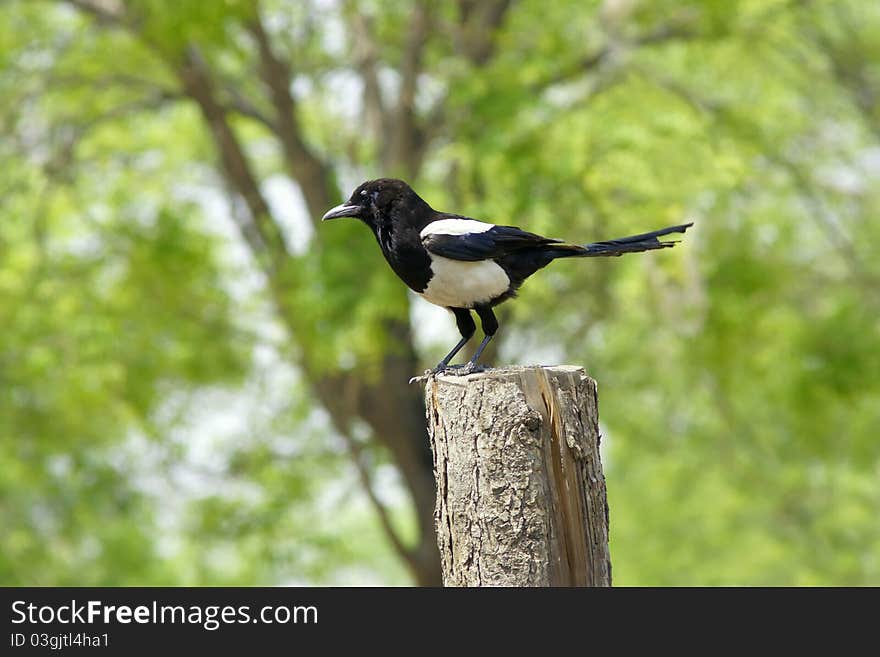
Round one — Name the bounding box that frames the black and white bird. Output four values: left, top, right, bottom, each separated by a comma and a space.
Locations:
322, 178, 692, 376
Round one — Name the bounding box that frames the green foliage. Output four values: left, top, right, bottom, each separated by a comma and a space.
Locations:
0, 185, 253, 583
1, 0, 878, 585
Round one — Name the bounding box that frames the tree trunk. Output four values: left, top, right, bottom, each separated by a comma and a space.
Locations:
425, 366, 611, 587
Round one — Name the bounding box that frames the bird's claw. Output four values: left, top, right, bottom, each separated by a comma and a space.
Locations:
437, 362, 489, 377
408, 362, 490, 384
408, 363, 460, 384
458, 362, 489, 376
408, 369, 435, 385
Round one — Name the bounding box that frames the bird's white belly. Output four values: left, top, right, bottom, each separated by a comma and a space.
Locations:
419, 255, 509, 308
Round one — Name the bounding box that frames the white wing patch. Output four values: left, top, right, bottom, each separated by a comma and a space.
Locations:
420, 218, 495, 238
419, 254, 509, 308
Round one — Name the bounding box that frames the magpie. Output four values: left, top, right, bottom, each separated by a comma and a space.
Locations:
322, 178, 692, 376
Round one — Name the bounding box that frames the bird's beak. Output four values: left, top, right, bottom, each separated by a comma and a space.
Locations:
321, 203, 362, 221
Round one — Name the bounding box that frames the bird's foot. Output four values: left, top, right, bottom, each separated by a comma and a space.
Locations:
408, 363, 490, 384
408, 363, 464, 384
409, 365, 451, 384
442, 362, 490, 377
408, 369, 434, 385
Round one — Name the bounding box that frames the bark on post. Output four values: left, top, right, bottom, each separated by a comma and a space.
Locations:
425, 366, 611, 587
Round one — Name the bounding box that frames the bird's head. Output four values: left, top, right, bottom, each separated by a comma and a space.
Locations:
321, 178, 427, 229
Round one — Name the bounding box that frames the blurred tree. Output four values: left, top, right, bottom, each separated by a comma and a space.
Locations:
1, 0, 878, 585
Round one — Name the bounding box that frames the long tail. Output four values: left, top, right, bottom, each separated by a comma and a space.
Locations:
552, 222, 693, 258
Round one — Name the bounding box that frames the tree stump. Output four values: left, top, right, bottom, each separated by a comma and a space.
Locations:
424, 365, 611, 587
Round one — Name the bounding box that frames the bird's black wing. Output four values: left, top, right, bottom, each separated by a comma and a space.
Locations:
421, 220, 565, 262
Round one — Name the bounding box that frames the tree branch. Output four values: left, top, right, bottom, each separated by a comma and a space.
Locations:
338, 431, 418, 573
531, 20, 701, 92
801, 5, 880, 141
51, 70, 276, 132
344, 6, 388, 150
387, 1, 431, 176
248, 9, 337, 220
220, 83, 277, 132
63, 0, 124, 25
456, 0, 514, 65
638, 68, 880, 297
40, 92, 180, 182
411, 1, 514, 157
177, 46, 289, 268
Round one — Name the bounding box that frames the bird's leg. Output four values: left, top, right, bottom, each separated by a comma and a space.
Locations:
458, 334, 493, 374
432, 336, 471, 373
431, 307, 476, 372
409, 337, 473, 384
458, 305, 498, 374
406, 308, 477, 384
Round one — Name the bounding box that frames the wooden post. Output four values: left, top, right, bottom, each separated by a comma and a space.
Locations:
424, 365, 611, 587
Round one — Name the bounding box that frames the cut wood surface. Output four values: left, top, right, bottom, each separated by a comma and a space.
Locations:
425, 366, 611, 587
